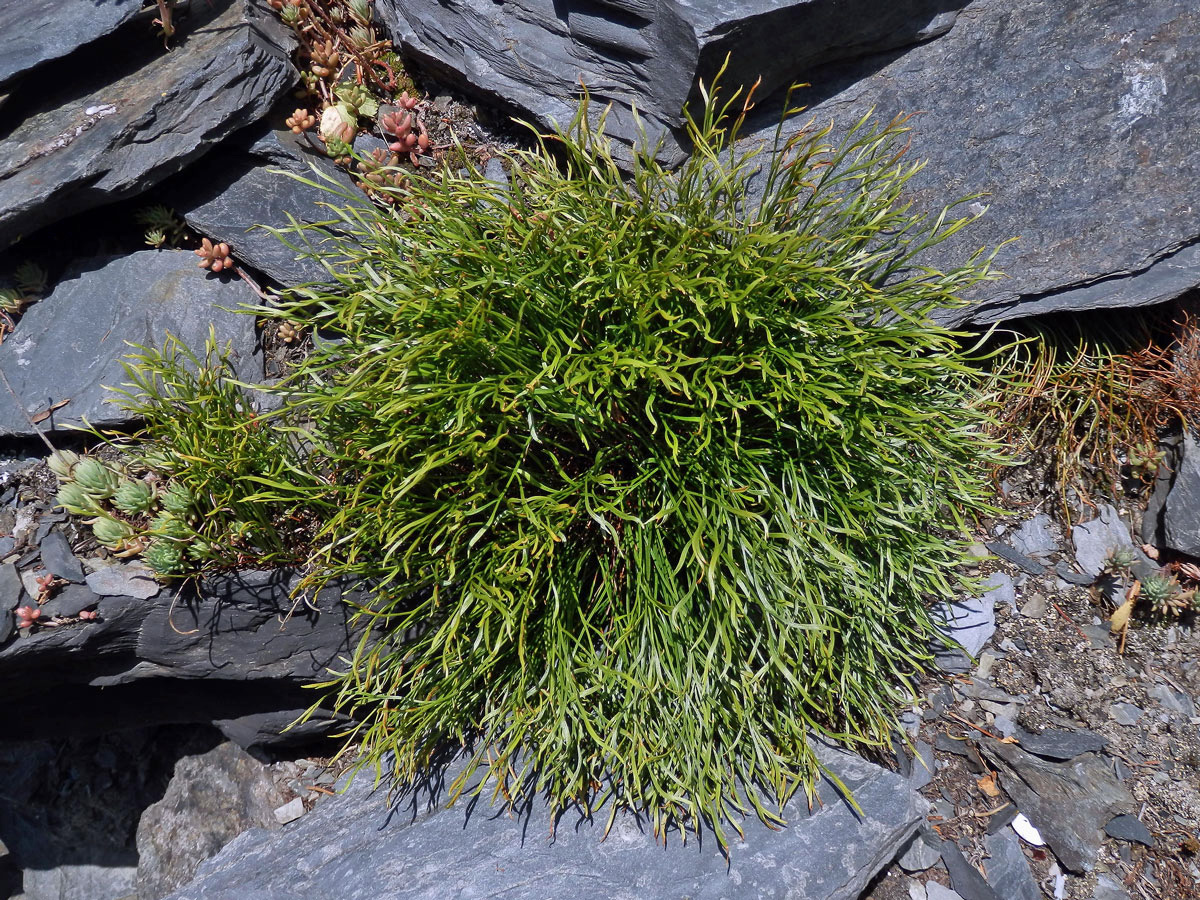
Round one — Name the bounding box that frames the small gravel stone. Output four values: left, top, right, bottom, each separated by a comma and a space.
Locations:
273, 797, 306, 825
926, 883, 966, 900
85, 562, 161, 600
1110, 702, 1144, 726
38, 531, 86, 583
1103, 814, 1154, 847
897, 831, 942, 872
1147, 684, 1194, 717
1092, 874, 1131, 899
1019, 593, 1048, 618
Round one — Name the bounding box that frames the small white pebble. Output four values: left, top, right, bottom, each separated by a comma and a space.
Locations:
274, 797, 306, 825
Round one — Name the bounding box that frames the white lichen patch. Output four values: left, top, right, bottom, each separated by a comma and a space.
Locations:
1116, 59, 1167, 127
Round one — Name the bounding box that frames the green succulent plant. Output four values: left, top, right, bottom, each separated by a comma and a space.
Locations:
336, 83, 378, 119
13, 261, 48, 296
73, 458, 121, 499
1103, 545, 1138, 573
48, 449, 81, 480
150, 510, 191, 539
113, 480, 157, 515
55, 482, 96, 516
89, 513, 138, 550
145, 539, 186, 576
159, 482, 194, 517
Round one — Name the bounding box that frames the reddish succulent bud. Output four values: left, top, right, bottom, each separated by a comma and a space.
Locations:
15, 605, 41, 629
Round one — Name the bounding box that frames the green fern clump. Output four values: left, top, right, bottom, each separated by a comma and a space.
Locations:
120, 75, 1003, 841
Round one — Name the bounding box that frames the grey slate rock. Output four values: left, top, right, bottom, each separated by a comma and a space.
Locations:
213, 707, 354, 755
136, 741, 286, 900
1159, 430, 1200, 558
41, 582, 101, 618
0, 569, 366, 747
1009, 514, 1058, 558
85, 562, 162, 600
1110, 701, 1144, 726
168, 741, 927, 900
909, 739, 936, 791
984, 541, 1045, 576
0, 0, 296, 247
738, 0, 1200, 324
38, 531, 85, 583
978, 739, 1133, 873
1093, 874, 1131, 900
938, 839, 1000, 900
983, 829, 1040, 900
926, 886, 966, 900
1014, 727, 1108, 761
931, 572, 1004, 669
1103, 814, 1154, 847
1147, 683, 1195, 717
0, 562, 22, 644
177, 126, 369, 287
1055, 562, 1095, 586
1072, 505, 1134, 577
0, 0, 143, 87
0, 251, 260, 437
897, 829, 942, 873
375, 0, 966, 165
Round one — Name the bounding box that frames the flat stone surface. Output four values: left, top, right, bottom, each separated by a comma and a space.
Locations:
926, 886, 965, 900
0, 0, 143, 87
740, 0, 1200, 324
41, 581, 101, 618
1009, 515, 1058, 558
38, 531, 85, 583
0, 0, 295, 247
1103, 814, 1154, 847
0, 570, 366, 747
938, 839, 1000, 900
0, 251, 260, 437
1160, 431, 1200, 558
1093, 874, 1132, 900
136, 741, 286, 900
168, 741, 926, 900
0, 562, 22, 644
176, 126, 368, 287
897, 830, 942, 873
983, 830, 1040, 900
932, 573, 1004, 667
85, 562, 161, 600
979, 739, 1132, 873
377, 0, 965, 164
1072, 505, 1134, 577
1110, 701, 1144, 726
1014, 727, 1108, 761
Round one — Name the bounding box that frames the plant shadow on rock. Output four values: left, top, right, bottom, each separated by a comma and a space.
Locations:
108, 69, 1009, 847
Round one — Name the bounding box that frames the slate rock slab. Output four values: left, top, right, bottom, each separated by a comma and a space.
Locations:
0, 0, 143, 87
0, 251, 259, 437
38, 531, 85, 583
168, 741, 926, 900
931, 572, 1006, 671
176, 125, 369, 287
1103, 814, 1154, 847
979, 739, 1132, 873
136, 741, 286, 900
85, 562, 162, 600
1159, 430, 1200, 558
983, 830, 1040, 900
1072, 504, 1134, 577
376, 0, 966, 164
0, 569, 365, 747
0, 562, 22, 644
1013, 727, 1108, 761
739, 0, 1200, 324
0, 0, 296, 247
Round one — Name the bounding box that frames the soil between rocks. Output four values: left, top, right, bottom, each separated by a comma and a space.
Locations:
864, 452, 1200, 900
